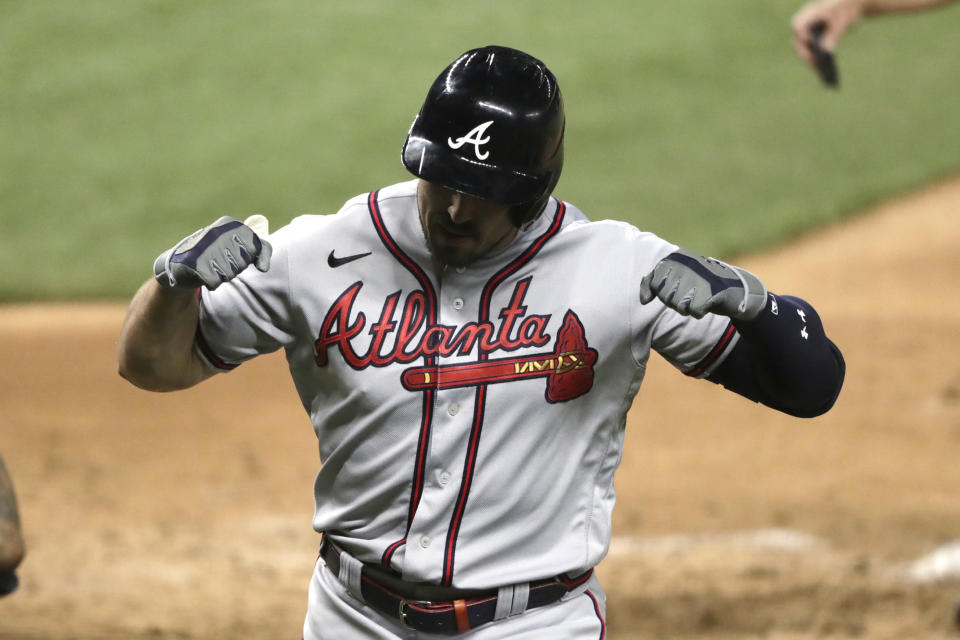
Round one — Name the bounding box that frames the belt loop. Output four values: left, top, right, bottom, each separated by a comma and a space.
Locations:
453, 598, 470, 632
558, 570, 593, 601
336, 545, 364, 602
509, 582, 529, 617
493, 584, 515, 621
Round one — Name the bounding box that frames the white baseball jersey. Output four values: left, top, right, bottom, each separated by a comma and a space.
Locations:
197, 179, 737, 589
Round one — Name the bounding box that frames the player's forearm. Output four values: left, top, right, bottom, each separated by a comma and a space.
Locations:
863, 0, 953, 14
0, 525, 24, 574
117, 279, 212, 391
0, 458, 25, 574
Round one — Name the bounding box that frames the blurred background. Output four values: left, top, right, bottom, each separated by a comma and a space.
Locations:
1, 0, 958, 300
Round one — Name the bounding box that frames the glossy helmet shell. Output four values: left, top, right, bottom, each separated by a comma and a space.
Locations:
402, 46, 565, 226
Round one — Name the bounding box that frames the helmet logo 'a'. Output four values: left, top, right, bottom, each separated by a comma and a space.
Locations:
447, 120, 494, 160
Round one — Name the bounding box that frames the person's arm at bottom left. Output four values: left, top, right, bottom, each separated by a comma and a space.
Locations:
0, 455, 25, 596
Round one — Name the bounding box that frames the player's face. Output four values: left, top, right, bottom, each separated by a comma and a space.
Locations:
417, 180, 518, 267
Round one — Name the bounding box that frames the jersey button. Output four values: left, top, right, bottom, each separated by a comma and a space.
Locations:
419, 535, 432, 549
447, 403, 460, 416
452, 297, 464, 310
439, 471, 451, 486
455, 266, 466, 274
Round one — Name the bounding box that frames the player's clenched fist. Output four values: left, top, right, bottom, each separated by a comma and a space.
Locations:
153, 215, 272, 290
639, 248, 767, 321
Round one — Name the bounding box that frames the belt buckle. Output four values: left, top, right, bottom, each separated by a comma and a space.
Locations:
398, 598, 433, 630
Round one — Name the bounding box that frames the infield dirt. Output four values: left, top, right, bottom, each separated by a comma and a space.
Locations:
2, 178, 959, 639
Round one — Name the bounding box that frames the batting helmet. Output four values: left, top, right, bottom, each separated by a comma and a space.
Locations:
402, 45, 565, 226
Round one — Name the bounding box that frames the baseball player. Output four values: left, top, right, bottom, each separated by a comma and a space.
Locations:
0, 454, 25, 597
118, 46, 845, 638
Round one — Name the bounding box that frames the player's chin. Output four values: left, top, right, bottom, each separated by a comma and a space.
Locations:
431, 243, 473, 268
429, 229, 478, 266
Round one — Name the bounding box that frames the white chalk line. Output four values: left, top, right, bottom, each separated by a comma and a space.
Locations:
608, 529, 960, 585
904, 538, 960, 584
607, 528, 827, 557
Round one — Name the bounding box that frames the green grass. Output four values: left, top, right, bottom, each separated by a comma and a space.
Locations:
1, 0, 958, 300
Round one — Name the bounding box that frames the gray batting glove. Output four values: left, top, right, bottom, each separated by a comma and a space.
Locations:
638, 248, 767, 321
153, 215, 272, 290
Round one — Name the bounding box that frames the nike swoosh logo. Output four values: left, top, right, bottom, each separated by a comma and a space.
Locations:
327, 250, 372, 268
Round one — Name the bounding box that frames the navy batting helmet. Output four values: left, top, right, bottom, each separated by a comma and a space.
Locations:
402, 46, 565, 226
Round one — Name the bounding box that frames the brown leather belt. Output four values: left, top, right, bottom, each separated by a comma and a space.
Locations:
320, 539, 593, 635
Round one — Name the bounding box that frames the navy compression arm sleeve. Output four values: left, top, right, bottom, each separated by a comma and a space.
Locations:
707, 294, 845, 418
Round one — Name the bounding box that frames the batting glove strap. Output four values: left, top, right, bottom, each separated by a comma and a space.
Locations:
708, 256, 767, 321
